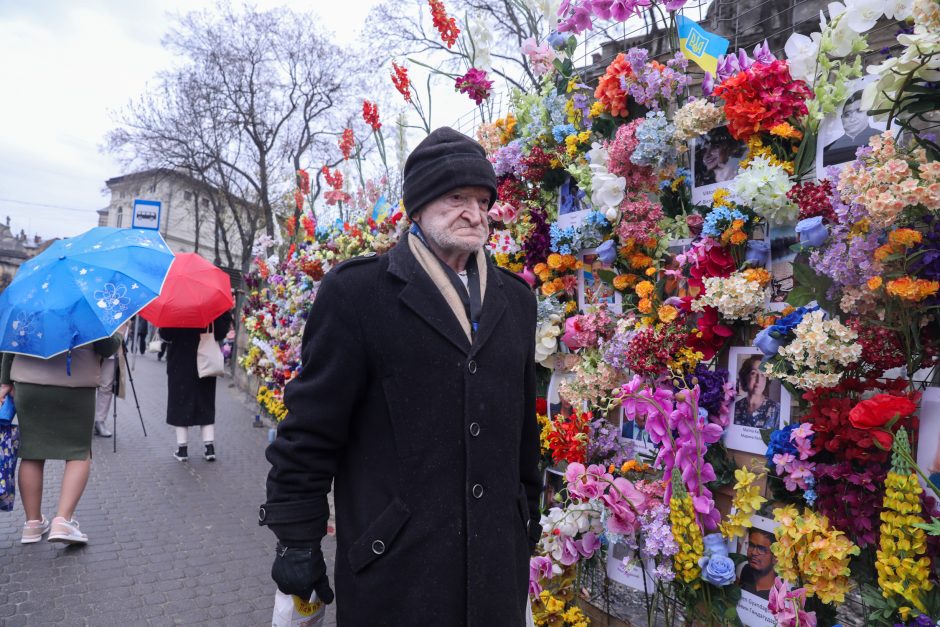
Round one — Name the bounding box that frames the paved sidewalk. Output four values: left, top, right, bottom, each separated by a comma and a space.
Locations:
0, 353, 337, 626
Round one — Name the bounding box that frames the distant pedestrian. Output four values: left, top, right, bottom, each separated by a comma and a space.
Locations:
93, 333, 128, 438
160, 311, 233, 462
134, 317, 149, 355
0, 330, 124, 545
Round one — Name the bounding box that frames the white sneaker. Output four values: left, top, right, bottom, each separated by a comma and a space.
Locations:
21, 516, 51, 544
47, 517, 88, 545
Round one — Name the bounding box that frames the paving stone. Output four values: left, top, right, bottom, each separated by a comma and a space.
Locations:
1, 355, 338, 625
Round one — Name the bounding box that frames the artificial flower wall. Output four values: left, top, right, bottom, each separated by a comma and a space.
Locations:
241, 0, 940, 625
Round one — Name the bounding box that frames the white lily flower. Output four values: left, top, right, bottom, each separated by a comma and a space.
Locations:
884, 0, 914, 19
590, 172, 626, 211
785, 32, 822, 82
844, 0, 882, 32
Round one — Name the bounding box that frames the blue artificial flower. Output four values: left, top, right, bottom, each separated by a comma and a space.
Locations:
595, 239, 617, 265
767, 305, 820, 339
796, 216, 829, 248
699, 554, 736, 586
754, 327, 782, 357
547, 31, 567, 49
702, 206, 748, 238
702, 533, 729, 558
804, 489, 817, 505
766, 424, 799, 466
552, 123, 577, 144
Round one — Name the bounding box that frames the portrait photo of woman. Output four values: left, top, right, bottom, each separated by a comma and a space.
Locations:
733, 355, 780, 430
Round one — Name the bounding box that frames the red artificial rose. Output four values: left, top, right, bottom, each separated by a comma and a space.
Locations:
536, 397, 547, 416
848, 393, 918, 430
871, 430, 895, 451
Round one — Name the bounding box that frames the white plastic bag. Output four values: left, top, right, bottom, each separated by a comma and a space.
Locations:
196, 323, 225, 378
272, 590, 326, 627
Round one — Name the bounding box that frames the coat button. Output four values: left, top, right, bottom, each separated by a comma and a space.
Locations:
467, 360, 477, 374
472, 483, 484, 499
371, 540, 385, 555
469, 422, 480, 437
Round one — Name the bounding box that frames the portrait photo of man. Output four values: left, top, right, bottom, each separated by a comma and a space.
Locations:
822, 91, 881, 166
738, 527, 777, 600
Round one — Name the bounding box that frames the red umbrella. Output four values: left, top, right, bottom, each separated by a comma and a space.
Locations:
139, 253, 233, 328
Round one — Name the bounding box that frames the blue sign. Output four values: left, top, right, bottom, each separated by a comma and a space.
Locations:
132, 199, 161, 230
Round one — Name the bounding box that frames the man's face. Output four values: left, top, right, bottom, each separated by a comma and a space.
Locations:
414, 186, 491, 255
746, 531, 775, 574
841, 99, 868, 138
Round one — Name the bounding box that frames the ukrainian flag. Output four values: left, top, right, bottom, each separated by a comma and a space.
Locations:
676, 15, 729, 76
371, 194, 392, 222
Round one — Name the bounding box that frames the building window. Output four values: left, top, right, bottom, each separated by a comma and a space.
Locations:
116, 207, 123, 228
184, 191, 192, 201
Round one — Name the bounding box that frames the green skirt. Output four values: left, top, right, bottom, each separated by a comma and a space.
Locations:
15, 383, 95, 461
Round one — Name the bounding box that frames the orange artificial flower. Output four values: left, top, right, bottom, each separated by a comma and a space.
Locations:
635, 280, 654, 298
887, 228, 922, 249
638, 297, 653, 314
594, 53, 634, 118
867, 276, 883, 291
886, 277, 940, 302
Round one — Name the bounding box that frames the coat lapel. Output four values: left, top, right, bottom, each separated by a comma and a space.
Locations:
470, 262, 507, 356
388, 237, 471, 353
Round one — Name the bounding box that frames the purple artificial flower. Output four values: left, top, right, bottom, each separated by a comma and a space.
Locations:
662, 0, 688, 9
611, 0, 649, 20
558, 3, 594, 33
590, 0, 613, 19
702, 71, 715, 95
751, 40, 776, 64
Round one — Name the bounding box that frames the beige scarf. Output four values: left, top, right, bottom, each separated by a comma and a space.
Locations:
408, 233, 487, 343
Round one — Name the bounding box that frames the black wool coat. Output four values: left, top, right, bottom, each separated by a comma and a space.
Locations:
159, 311, 232, 427
261, 236, 541, 626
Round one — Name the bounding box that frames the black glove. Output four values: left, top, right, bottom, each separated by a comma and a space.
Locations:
271, 543, 335, 604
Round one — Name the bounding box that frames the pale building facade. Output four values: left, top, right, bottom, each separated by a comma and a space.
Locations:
102, 169, 255, 273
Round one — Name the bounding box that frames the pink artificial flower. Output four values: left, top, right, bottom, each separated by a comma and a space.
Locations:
520, 38, 556, 77
488, 201, 518, 223
559, 536, 581, 565
768, 577, 817, 627
662, 0, 687, 8
454, 68, 494, 105
519, 267, 536, 287
577, 532, 602, 557
611, 0, 649, 20
529, 555, 556, 595
558, 3, 594, 33
590, 0, 613, 19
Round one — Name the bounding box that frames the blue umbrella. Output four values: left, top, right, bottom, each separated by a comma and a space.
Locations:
0, 227, 174, 358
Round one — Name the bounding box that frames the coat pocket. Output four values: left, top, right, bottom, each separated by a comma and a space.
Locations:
347, 498, 411, 574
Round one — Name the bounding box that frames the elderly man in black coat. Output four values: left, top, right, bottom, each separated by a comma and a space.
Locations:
259, 127, 541, 626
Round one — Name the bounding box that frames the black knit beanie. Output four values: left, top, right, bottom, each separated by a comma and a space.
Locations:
402, 127, 497, 217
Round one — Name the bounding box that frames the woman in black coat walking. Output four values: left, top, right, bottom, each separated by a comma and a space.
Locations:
160, 311, 232, 462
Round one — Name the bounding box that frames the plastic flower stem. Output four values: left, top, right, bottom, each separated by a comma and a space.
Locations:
897, 446, 940, 501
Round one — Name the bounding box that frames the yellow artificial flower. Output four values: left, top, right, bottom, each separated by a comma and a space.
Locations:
657, 305, 678, 323
589, 101, 607, 118
635, 281, 654, 298
712, 188, 732, 208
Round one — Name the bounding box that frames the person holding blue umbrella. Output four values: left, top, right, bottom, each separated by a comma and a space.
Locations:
0, 227, 173, 545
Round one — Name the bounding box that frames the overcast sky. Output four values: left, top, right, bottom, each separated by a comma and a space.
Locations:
0, 0, 474, 241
